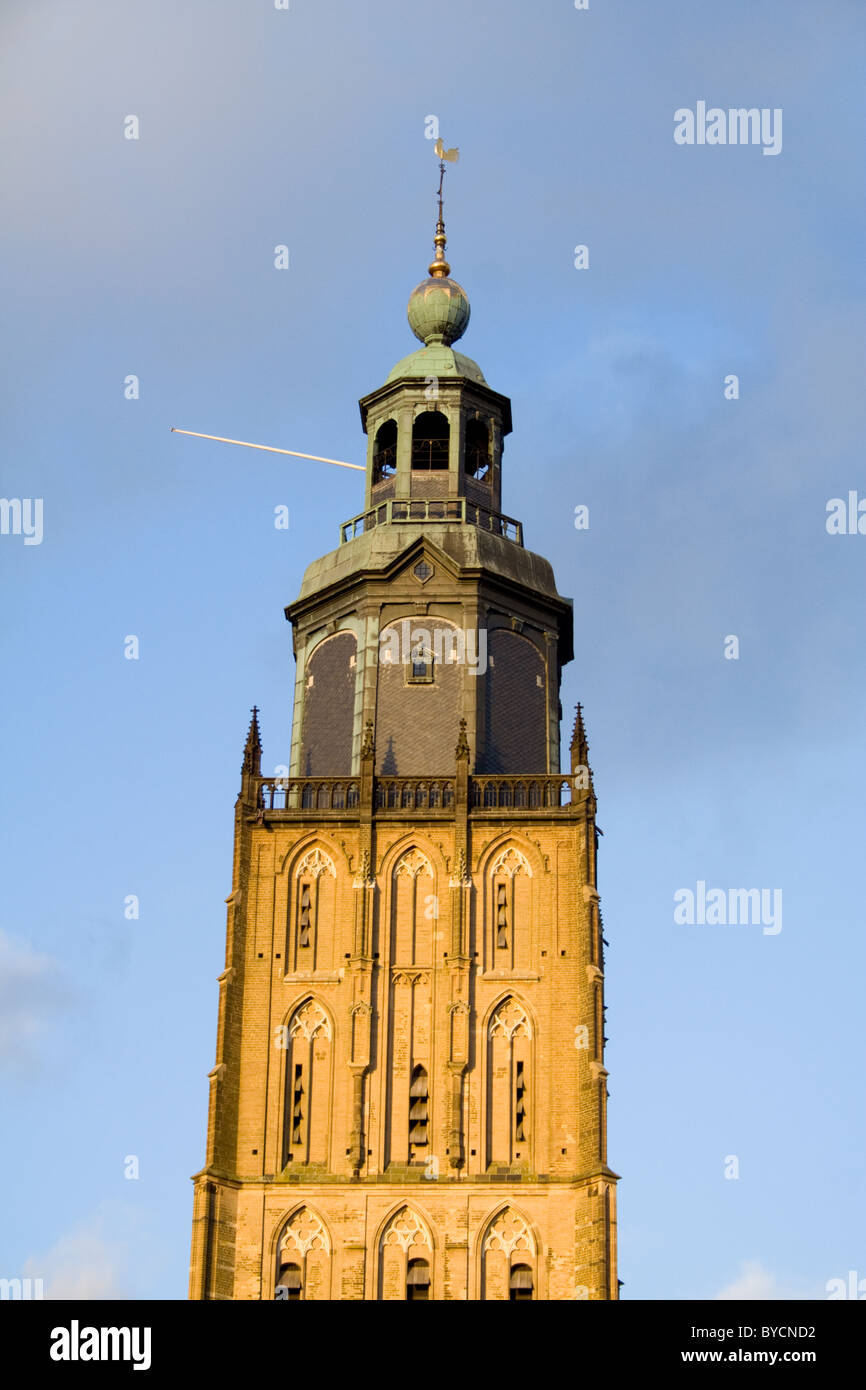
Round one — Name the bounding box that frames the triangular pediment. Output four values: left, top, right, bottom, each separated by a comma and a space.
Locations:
377, 534, 463, 586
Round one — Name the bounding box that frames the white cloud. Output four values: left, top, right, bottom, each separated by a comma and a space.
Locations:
22, 1208, 132, 1300
715, 1260, 820, 1301
0, 930, 71, 1076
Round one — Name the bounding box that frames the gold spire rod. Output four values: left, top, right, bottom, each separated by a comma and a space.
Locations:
170, 427, 364, 471
430, 138, 459, 278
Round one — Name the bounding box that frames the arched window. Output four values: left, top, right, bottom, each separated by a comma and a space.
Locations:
411, 411, 449, 470
481, 1208, 536, 1301
373, 419, 397, 483
387, 851, 435, 1167
379, 1206, 433, 1301
282, 1001, 332, 1167
480, 630, 546, 775
299, 632, 357, 777
509, 1264, 534, 1301
486, 999, 533, 1166
465, 417, 490, 480
275, 1207, 331, 1301
290, 848, 336, 971
392, 849, 434, 965
407, 1258, 431, 1301
489, 847, 532, 971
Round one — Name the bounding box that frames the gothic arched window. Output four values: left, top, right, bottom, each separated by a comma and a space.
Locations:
290, 848, 336, 971
486, 998, 533, 1167
275, 1207, 331, 1301
411, 411, 449, 470
392, 849, 434, 965
281, 1000, 332, 1167
481, 1208, 536, 1302
489, 847, 532, 971
465, 417, 490, 480
373, 419, 397, 483
378, 1206, 433, 1301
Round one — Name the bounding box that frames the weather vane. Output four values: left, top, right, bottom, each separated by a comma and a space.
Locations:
433, 136, 459, 205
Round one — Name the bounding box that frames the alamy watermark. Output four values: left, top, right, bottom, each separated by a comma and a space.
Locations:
50, 1323, 151, 1370
826, 492, 866, 535
0, 1277, 44, 1299
674, 880, 782, 936
379, 620, 487, 676
826, 1270, 866, 1300
674, 103, 782, 157
1, 498, 42, 545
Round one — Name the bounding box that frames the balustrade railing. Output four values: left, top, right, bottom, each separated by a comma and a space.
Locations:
252, 773, 577, 814
470, 776, 575, 810
258, 780, 360, 811
374, 778, 455, 811
340, 497, 523, 545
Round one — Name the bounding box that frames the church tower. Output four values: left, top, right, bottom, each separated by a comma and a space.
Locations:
189, 180, 619, 1300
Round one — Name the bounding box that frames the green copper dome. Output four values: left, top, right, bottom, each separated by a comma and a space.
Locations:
386, 342, 486, 385
407, 275, 470, 347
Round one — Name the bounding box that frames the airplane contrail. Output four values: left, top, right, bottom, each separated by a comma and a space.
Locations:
171, 427, 364, 471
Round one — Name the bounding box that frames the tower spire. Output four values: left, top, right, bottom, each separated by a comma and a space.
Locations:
241, 705, 262, 777
570, 702, 594, 788
429, 159, 451, 278
403, 141, 469, 351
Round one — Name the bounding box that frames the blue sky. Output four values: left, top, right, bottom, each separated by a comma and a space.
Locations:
1, 0, 864, 1299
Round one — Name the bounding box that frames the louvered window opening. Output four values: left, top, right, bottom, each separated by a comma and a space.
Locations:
292, 1064, 304, 1146
409, 1066, 429, 1145
515, 1060, 526, 1143
278, 1265, 302, 1290
299, 883, 312, 948
407, 1259, 431, 1300
496, 881, 508, 948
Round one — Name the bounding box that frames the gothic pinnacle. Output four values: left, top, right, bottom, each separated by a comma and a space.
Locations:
242, 705, 262, 777
570, 702, 593, 786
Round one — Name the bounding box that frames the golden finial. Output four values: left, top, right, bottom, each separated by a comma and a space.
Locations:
429, 139, 459, 278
